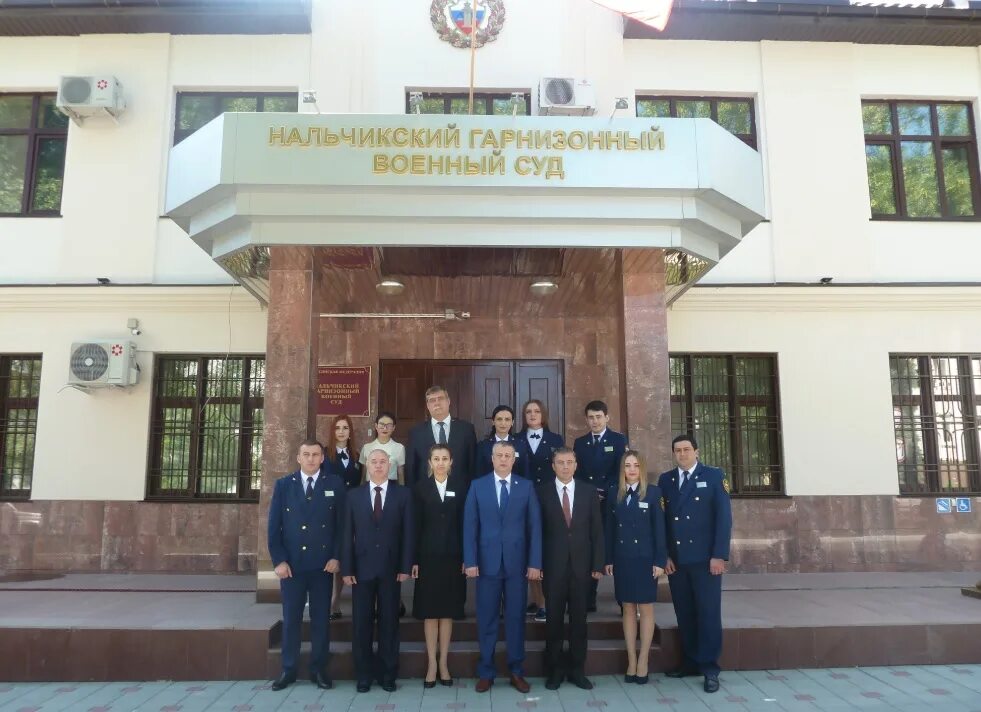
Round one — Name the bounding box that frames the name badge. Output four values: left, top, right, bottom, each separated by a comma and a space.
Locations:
514, 452, 520, 457
604, 446, 614, 452
696, 482, 707, 489
639, 501, 649, 509
325, 490, 335, 497
446, 491, 456, 497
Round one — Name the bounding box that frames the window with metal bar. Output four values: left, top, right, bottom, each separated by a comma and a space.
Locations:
669, 354, 783, 495
635, 96, 757, 149
0, 93, 69, 216
0, 355, 42, 500
405, 91, 530, 116
173, 92, 298, 145
890, 354, 981, 495
862, 100, 979, 220
147, 355, 265, 501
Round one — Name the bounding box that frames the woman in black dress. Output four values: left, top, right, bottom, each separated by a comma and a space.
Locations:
411, 444, 466, 687
604, 450, 667, 684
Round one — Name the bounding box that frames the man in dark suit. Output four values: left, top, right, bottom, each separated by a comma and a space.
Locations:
267, 439, 346, 691
658, 434, 733, 694
537, 447, 604, 690
405, 385, 477, 487
572, 400, 627, 610
463, 441, 542, 694
341, 449, 415, 693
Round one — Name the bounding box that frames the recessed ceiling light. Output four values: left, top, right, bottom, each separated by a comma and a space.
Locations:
375, 279, 405, 296
530, 280, 558, 296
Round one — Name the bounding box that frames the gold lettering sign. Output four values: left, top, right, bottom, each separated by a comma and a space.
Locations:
267, 126, 666, 182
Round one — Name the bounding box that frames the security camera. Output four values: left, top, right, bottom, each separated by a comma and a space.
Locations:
127, 318, 141, 336
131, 327, 142, 336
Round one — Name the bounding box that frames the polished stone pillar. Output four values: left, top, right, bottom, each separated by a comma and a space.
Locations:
618, 248, 672, 478
256, 247, 321, 603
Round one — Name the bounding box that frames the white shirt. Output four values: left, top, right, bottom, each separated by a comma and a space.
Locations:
526, 428, 543, 453
368, 478, 389, 508
677, 465, 697, 484
555, 477, 575, 516
625, 484, 639, 504
495, 473, 512, 506
591, 429, 608, 443
336, 447, 349, 460
431, 417, 451, 443
434, 476, 448, 502
300, 470, 320, 490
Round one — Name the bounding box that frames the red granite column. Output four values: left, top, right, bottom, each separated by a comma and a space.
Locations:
618, 249, 672, 478
256, 247, 321, 602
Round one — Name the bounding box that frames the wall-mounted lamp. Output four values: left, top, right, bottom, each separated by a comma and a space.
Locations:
509, 92, 525, 117
301, 90, 320, 114
375, 279, 406, 296
610, 97, 629, 119
530, 280, 559, 296
409, 92, 425, 115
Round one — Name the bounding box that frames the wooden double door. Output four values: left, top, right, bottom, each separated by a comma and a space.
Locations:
378, 360, 564, 441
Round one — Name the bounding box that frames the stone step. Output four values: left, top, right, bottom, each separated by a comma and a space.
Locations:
270, 615, 646, 645
266, 639, 668, 680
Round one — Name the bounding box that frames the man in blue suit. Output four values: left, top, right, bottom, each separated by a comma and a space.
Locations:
463, 441, 542, 694
341, 449, 415, 693
572, 400, 627, 611
658, 434, 733, 694
267, 439, 346, 691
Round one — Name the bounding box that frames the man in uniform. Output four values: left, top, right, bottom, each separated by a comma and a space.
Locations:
267, 439, 347, 691
572, 400, 626, 611
658, 434, 733, 693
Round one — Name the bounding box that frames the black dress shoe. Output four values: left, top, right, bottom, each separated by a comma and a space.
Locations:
310, 671, 332, 690
545, 674, 562, 690
329, 610, 342, 621
624, 674, 637, 683
665, 668, 700, 678
356, 681, 371, 693
704, 675, 720, 693
399, 602, 406, 617
423, 679, 436, 689
271, 672, 295, 691
381, 679, 397, 692
568, 674, 593, 690
438, 677, 453, 687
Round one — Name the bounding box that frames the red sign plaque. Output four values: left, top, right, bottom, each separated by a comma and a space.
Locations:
316, 366, 371, 416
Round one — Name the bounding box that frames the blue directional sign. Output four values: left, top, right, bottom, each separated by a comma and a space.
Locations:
955, 498, 972, 513
936, 498, 952, 514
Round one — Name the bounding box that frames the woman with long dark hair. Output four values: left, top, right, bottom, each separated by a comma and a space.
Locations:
322, 414, 361, 620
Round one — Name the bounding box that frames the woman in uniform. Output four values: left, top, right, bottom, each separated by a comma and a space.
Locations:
411, 444, 467, 687
323, 414, 361, 620
604, 449, 667, 684
474, 405, 529, 479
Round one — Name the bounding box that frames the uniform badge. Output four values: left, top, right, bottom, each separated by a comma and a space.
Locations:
660, 497, 666, 511
431, 0, 506, 49
723, 478, 731, 494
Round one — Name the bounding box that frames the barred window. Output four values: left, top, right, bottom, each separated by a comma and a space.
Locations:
1, 355, 42, 500
406, 91, 530, 116
863, 100, 979, 219
174, 92, 298, 145
0, 93, 69, 215
891, 355, 980, 495
670, 354, 783, 495
147, 356, 264, 501
636, 96, 757, 149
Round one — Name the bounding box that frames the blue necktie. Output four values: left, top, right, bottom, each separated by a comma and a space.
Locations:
681, 470, 690, 491
499, 478, 509, 516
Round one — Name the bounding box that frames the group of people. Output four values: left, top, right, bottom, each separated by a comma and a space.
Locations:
266, 385, 733, 695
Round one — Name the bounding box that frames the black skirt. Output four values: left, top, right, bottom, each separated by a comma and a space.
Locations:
412, 555, 466, 620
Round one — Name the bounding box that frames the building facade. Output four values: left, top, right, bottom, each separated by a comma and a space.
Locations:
1, 0, 979, 585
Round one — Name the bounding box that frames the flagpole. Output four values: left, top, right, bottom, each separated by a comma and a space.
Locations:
468, 0, 478, 113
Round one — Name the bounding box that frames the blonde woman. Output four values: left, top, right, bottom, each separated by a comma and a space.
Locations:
604, 449, 667, 684
411, 444, 467, 687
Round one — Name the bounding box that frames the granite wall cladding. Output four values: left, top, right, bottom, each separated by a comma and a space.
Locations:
0, 496, 977, 573
0, 501, 257, 573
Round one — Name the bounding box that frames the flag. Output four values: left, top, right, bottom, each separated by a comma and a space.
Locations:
590, 0, 675, 32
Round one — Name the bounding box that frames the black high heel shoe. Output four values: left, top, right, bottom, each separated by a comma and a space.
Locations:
624, 674, 637, 683
439, 676, 453, 687
423, 679, 436, 689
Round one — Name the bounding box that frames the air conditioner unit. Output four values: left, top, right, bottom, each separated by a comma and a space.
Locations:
538, 77, 596, 116
68, 340, 140, 388
56, 75, 125, 124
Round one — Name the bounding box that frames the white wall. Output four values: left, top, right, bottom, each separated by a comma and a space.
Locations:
669, 287, 981, 496
0, 287, 266, 500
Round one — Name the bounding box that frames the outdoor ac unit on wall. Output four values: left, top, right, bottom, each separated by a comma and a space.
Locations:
56, 75, 126, 125
68, 340, 140, 388
538, 78, 596, 116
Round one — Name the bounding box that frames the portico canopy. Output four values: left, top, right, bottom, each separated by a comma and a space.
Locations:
165, 112, 764, 303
